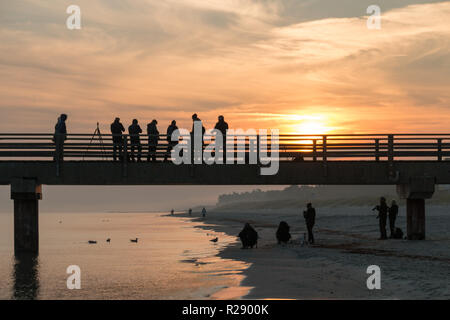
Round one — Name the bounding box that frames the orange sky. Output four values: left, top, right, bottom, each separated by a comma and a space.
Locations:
1, 0, 449, 135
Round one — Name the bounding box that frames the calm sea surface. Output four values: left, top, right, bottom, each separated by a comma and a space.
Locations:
0, 212, 249, 299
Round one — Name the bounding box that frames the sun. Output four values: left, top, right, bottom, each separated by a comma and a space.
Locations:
292, 120, 332, 135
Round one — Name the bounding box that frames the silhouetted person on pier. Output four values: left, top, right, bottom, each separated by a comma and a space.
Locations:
373, 197, 388, 240
191, 114, 205, 134
389, 200, 399, 238
165, 120, 178, 161
53, 114, 67, 161
191, 114, 205, 142
191, 114, 206, 163
238, 223, 258, 249
276, 221, 291, 245
303, 203, 316, 244
128, 119, 142, 162
110, 117, 125, 161
214, 115, 228, 157
147, 119, 159, 162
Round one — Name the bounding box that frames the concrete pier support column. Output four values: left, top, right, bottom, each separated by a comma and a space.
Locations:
397, 176, 434, 240
11, 179, 42, 254
406, 198, 425, 240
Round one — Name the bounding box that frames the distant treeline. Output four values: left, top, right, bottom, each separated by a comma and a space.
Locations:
215, 185, 450, 210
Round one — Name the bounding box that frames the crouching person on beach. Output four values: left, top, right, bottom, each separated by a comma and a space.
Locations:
276, 221, 291, 245
238, 223, 258, 249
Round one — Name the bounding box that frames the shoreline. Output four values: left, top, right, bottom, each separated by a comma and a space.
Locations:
172, 206, 450, 300
164, 213, 253, 300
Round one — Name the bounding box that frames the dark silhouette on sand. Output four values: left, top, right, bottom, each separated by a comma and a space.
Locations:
389, 200, 399, 238
53, 114, 67, 161
128, 119, 142, 162
303, 203, 316, 244
373, 197, 388, 240
276, 221, 291, 244
238, 223, 258, 249
110, 117, 125, 161
147, 119, 159, 162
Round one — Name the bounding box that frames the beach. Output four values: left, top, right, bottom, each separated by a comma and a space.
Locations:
0, 207, 448, 300
184, 205, 450, 299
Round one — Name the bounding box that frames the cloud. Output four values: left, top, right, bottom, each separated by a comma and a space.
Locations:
0, 0, 449, 133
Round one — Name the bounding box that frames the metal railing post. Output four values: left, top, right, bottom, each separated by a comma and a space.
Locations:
375, 139, 380, 161
322, 136, 327, 162
122, 134, 128, 177
387, 134, 395, 179
313, 139, 317, 161
256, 133, 260, 165
437, 138, 442, 161
388, 134, 394, 162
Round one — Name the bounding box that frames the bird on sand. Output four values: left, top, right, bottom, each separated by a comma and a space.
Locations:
88, 240, 97, 244
210, 237, 218, 243
130, 238, 138, 243
106, 238, 111, 243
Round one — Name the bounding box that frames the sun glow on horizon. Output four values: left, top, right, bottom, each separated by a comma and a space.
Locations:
287, 114, 334, 135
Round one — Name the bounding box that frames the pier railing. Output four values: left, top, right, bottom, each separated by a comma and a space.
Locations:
0, 133, 450, 162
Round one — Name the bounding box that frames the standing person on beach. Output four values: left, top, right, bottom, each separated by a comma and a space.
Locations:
388, 200, 399, 238
202, 207, 207, 218
188, 208, 192, 216
53, 114, 68, 161
373, 197, 388, 240
303, 203, 316, 244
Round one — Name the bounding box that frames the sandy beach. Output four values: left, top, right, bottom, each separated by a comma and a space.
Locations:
178, 205, 450, 300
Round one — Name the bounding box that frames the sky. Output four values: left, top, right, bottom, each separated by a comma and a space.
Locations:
1, 0, 449, 135
0, 1, 449, 211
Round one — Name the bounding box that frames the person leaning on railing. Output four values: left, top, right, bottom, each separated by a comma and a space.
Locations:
164, 120, 179, 162
147, 119, 159, 162
128, 119, 142, 162
214, 115, 228, 158
53, 114, 67, 161
111, 117, 125, 161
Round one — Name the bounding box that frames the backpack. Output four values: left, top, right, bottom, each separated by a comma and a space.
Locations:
394, 227, 403, 239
